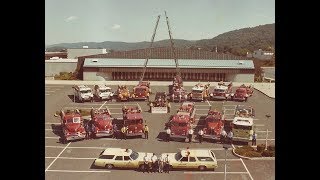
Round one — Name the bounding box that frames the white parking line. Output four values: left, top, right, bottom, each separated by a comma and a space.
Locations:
45, 146, 109, 149
46, 94, 50, 96
223, 105, 237, 107
45, 142, 71, 172
46, 170, 111, 173
240, 158, 254, 180
255, 124, 265, 127
45, 122, 60, 125
137, 103, 141, 110
184, 171, 248, 174
45, 86, 64, 88
46, 91, 55, 93
98, 100, 108, 110
45, 137, 60, 139
206, 100, 211, 106
256, 130, 272, 133
45, 157, 96, 160
197, 113, 208, 116
196, 108, 210, 111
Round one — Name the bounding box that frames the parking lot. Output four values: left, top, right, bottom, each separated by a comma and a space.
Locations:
45, 84, 275, 180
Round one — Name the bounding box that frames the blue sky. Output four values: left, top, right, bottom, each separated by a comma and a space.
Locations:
45, 0, 275, 45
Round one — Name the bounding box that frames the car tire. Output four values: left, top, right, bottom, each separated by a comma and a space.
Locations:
105, 164, 114, 169
198, 166, 206, 171
138, 164, 144, 171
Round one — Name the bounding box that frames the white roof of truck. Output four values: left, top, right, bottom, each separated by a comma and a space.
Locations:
232, 117, 253, 126
214, 85, 228, 90
75, 85, 91, 91
96, 84, 111, 90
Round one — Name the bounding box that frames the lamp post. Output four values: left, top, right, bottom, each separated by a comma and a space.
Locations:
223, 143, 232, 180
265, 114, 271, 150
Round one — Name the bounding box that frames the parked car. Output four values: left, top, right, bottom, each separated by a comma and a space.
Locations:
160, 148, 218, 171
93, 148, 153, 170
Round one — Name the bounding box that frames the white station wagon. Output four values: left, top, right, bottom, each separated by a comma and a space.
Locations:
93, 148, 153, 170
160, 148, 218, 171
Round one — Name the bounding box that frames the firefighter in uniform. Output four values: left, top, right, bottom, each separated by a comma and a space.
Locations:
144, 125, 149, 139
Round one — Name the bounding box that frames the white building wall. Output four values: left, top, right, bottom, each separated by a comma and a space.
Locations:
226, 74, 254, 83
83, 72, 112, 81
67, 49, 107, 59
45, 61, 78, 76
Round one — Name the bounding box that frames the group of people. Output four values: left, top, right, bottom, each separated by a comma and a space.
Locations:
84, 121, 96, 140
142, 153, 170, 173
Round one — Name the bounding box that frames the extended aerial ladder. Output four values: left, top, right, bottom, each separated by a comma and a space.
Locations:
139, 15, 161, 83
165, 11, 181, 77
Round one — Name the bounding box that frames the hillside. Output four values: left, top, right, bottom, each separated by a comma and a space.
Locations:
46, 23, 274, 56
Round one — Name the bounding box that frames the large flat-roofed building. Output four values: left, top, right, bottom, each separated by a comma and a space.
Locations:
67, 48, 108, 59
83, 58, 255, 82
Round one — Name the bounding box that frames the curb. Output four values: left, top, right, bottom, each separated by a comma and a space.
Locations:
253, 87, 275, 99
232, 148, 275, 160
232, 148, 251, 160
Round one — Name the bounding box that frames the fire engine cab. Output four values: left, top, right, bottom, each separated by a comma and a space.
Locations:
203, 109, 225, 141
73, 85, 94, 103
93, 85, 114, 101
117, 85, 131, 101
189, 83, 210, 101
121, 106, 144, 138
90, 107, 113, 138
210, 82, 232, 100
60, 109, 86, 143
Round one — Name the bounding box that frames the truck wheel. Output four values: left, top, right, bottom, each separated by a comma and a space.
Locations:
198, 166, 207, 171
138, 164, 144, 171
105, 164, 114, 169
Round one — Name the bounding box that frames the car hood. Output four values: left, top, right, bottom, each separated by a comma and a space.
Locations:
95, 120, 112, 130
65, 123, 81, 132
171, 126, 188, 134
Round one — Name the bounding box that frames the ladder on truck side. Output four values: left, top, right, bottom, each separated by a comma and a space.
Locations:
139, 15, 161, 83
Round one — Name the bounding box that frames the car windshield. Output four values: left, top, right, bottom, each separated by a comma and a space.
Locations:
236, 89, 246, 93
214, 89, 225, 93
129, 151, 139, 160
80, 90, 91, 93
175, 152, 182, 161
66, 117, 80, 123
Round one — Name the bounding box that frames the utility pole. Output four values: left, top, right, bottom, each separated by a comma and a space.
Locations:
265, 129, 269, 150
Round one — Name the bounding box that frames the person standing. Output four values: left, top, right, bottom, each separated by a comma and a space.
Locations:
144, 125, 149, 139
158, 156, 164, 173
167, 102, 171, 113
220, 129, 227, 143
166, 128, 171, 142
151, 153, 158, 173
143, 153, 150, 173
187, 128, 194, 143
252, 131, 257, 146
84, 121, 90, 140
164, 154, 170, 173
121, 126, 127, 140
90, 121, 96, 139
198, 129, 204, 143
149, 102, 153, 113
227, 130, 233, 144
112, 124, 118, 139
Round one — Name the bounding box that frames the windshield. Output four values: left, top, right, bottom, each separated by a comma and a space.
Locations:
100, 89, 110, 93
236, 89, 246, 93
192, 90, 203, 93
214, 89, 225, 93
66, 117, 80, 123
98, 115, 109, 121
233, 124, 252, 130
135, 88, 146, 93
80, 90, 91, 93
125, 119, 142, 125
175, 152, 182, 161
129, 151, 139, 160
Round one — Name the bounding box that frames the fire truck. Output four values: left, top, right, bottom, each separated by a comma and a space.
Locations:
170, 86, 188, 102
230, 87, 249, 102
176, 102, 196, 122
240, 84, 254, 96
165, 102, 196, 141
117, 85, 131, 101
166, 114, 192, 140
235, 105, 255, 118
150, 92, 168, 113
173, 75, 183, 87
90, 107, 113, 138
60, 109, 86, 143
210, 82, 232, 100
121, 106, 144, 138
93, 85, 114, 101
132, 82, 150, 101
189, 83, 210, 101
231, 117, 254, 143
203, 109, 225, 141
73, 85, 94, 103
